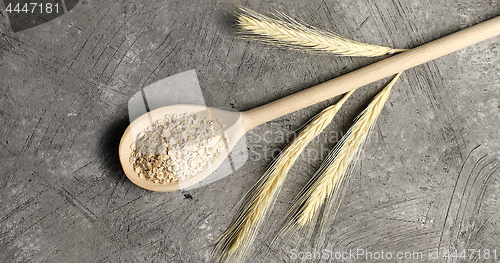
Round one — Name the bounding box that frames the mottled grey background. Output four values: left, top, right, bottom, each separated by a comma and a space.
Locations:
1, 0, 499, 262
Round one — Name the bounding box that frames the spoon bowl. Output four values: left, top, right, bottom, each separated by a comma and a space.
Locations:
119, 105, 245, 192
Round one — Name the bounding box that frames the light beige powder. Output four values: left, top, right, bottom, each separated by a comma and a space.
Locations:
130, 113, 226, 184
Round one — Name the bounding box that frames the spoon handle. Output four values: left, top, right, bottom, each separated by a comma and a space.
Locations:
241, 15, 500, 131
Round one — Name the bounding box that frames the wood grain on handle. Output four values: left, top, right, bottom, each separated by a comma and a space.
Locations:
241, 15, 500, 131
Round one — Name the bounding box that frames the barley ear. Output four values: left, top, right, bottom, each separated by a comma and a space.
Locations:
278, 72, 403, 247
210, 91, 354, 263
234, 6, 406, 57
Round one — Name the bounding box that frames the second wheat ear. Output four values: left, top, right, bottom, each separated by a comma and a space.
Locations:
279, 73, 403, 241
210, 91, 354, 263
234, 6, 406, 57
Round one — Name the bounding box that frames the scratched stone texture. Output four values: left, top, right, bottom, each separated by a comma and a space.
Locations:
0, 0, 499, 262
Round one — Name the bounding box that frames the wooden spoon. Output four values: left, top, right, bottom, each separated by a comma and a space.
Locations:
119, 15, 500, 192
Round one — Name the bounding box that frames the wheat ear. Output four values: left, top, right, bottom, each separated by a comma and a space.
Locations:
210, 90, 354, 263
234, 6, 406, 57
279, 72, 402, 241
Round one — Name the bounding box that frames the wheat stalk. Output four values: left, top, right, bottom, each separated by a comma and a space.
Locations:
210, 90, 354, 263
234, 6, 406, 57
279, 72, 402, 241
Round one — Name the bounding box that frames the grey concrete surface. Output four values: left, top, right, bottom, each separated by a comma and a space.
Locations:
1, 0, 500, 262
